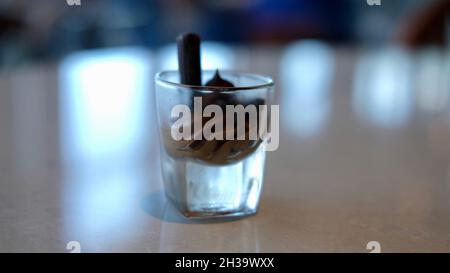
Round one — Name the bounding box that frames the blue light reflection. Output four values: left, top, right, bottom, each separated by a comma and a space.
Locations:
59, 47, 154, 247
280, 40, 334, 137
352, 47, 413, 128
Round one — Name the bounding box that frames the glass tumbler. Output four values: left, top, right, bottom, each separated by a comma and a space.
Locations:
154, 70, 274, 218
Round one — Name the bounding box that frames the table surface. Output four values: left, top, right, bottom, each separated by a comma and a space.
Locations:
1, 45, 450, 252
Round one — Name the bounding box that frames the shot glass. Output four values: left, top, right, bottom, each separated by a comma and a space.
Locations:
154, 70, 274, 218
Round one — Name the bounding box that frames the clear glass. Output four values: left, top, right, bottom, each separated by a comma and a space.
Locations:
154, 70, 274, 218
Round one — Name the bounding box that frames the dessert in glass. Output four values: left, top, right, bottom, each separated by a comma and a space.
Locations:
154, 33, 274, 218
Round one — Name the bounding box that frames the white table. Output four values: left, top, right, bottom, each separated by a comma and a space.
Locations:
1, 45, 450, 252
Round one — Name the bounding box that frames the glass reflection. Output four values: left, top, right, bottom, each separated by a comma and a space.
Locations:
157, 207, 261, 252
280, 40, 334, 137
59, 47, 154, 248
352, 47, 413, 128
156, 42, 234, 71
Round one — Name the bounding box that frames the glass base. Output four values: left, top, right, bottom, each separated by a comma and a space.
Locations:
161, 145, 266, 219
179, 207, 258, 219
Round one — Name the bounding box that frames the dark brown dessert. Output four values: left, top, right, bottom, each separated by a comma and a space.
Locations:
205, 69, 234, 87
163, 33, 265, 165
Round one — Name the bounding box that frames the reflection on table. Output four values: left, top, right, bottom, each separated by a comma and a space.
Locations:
1, 42, 450, 252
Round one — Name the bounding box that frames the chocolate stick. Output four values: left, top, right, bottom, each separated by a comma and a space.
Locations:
177, 33, 201, 86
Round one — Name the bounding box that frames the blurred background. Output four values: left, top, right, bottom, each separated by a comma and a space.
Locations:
0, 0, 447, 66
1, 0, 450, 252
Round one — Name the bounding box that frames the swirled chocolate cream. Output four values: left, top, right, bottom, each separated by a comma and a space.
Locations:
163, 70, 265, 165
164, 33, 265, 165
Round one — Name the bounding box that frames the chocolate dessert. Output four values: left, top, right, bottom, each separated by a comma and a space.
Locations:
162, 33, 265, 165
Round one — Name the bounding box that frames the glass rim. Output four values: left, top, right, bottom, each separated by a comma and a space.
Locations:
155, 70, 274, 93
